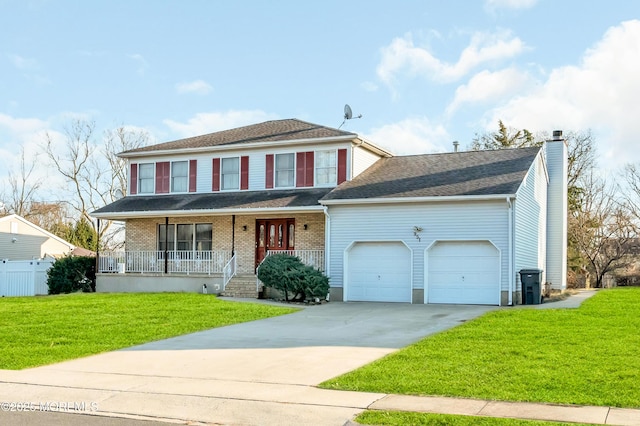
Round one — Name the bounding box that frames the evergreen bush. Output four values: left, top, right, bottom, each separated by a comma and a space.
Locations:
257, 253, 329, 301
47, 256, 96, 294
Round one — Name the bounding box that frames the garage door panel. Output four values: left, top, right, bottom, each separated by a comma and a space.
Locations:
427, 241, 499, 305
347, 242, 411, 303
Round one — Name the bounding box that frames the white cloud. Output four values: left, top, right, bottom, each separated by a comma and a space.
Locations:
446, 68, 534, 114
484, 20, 640, 170
485, 0, 537, 10
364, 117, 451, 156
175, 80, 213, 95
163, 110, 280, 138
127, 53, 147, 76
7, 54, 37, 70
377, 30, 526, 86
0, 114, 47, 135
360, 81, 379, 92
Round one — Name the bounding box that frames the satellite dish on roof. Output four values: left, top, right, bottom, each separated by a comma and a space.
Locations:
344, 104, 353, 120
114, 188, 124, 200
338, 104, 362, 129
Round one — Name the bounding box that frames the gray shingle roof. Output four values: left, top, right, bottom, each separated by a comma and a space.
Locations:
321, 146, 541, 201
92, 188, 332, 218
122, 119, 356, 155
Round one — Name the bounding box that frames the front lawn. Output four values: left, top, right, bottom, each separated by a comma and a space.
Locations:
355, 411, 591, 426
0, 293, 297, 370
321, 288, 640, 408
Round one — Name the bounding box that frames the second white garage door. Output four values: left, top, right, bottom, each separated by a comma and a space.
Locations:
427, 241, 500, 305
346, 242, 412, 302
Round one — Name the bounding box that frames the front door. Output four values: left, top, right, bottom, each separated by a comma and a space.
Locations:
256, 219, 295, 269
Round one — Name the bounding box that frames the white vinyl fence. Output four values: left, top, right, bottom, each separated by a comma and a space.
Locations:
0, 259, 54, 297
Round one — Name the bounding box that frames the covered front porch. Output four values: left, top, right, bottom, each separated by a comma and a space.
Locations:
95, 213, 326, 296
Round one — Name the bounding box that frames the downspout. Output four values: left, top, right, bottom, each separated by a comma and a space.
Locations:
323, 205, 330, 281
507, 197, 514, 306
95, 219, 100, 277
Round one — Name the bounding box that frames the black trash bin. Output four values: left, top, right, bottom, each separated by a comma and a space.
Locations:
519, 269, 543, 305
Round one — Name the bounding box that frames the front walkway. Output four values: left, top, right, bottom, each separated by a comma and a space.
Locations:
1, 291, 637, 425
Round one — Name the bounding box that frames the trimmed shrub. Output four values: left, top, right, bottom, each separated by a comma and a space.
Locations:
257, 253, 329, 301
47, 256, 96, 294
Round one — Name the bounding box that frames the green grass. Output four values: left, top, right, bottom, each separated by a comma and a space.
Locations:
355, 411, 591, 426
0, 293, 297, 370
321, 287, 640, 408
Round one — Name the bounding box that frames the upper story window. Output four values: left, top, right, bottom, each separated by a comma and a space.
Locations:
221, 157, 240, 190
275, 153, 294, 187
171, 161, 188, 192
138, 163, 154, 194
316, 150, 337, 186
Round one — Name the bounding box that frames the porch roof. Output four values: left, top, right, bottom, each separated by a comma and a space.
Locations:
91, 188, 331, 220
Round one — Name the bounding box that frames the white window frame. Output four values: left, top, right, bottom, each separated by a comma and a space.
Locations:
274, 153, 295, 188
315, 149, 337, 187
138, 163, 155, 194
171, 160, 188, 193
221, 157, 240, 191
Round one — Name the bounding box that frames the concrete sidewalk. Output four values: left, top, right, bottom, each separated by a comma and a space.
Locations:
2, 290, 634, 425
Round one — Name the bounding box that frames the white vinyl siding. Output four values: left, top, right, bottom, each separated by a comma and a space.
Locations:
514, 153, 548, 291
327, 200, 509, 298
353, 146, 382, 178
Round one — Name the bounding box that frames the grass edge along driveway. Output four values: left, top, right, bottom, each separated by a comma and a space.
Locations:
321, 288, 640, 409
0, 293, 297, 370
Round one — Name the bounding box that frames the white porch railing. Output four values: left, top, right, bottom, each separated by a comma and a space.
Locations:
222, 253, 237, 291
256, 249, 325, 292
98, 251, 230, 275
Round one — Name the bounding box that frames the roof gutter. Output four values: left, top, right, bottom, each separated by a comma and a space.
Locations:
320, 194, 517, 206
91, 205, 325, 220
119, 135, 358, 158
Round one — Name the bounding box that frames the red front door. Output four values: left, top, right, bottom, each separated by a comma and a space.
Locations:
255, 219, 295, 269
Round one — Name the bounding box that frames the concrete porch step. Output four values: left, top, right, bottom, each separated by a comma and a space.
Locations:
220, 274, 259, 298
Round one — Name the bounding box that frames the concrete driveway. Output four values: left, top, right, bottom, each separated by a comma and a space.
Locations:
0, 301, 497, 425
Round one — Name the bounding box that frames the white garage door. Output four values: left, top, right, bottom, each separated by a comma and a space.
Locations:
347, 242, 412, 302
427, 241, 499, 305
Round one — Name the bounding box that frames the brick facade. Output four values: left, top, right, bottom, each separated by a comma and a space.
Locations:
125, 213, 325, 275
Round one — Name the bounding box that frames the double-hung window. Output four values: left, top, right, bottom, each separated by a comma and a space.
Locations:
171, 161, 188, 192
221, 157, 239, 190
138, 163, 154, 193
315, 150, 337, 186
275, 153, 294, 187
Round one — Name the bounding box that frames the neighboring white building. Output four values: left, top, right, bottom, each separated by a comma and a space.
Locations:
0, 214, 76, 260
92, 119, 567, 305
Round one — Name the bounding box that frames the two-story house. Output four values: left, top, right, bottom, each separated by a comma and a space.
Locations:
92, 119, 567, 305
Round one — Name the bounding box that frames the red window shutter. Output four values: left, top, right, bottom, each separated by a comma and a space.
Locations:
305, 151, 314, 187
240, 156, 249, 190
130, 163, 138, 195
212, 158, 220, 192
337, 149, 347, 184
296, 152, 306, 187
265, 154, 274, 189
156, 162, 170, 194
189, 159, 197, 192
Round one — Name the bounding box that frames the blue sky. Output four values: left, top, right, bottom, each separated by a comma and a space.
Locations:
1, 0, 639, 197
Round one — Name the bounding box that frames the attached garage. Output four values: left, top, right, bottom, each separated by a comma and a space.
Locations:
427, 241, 500, 305
346, 241, 412, 302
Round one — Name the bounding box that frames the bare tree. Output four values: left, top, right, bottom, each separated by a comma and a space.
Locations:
43, 119, 149, 248
3, 147, 43, 217
569, 170, 635, 288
